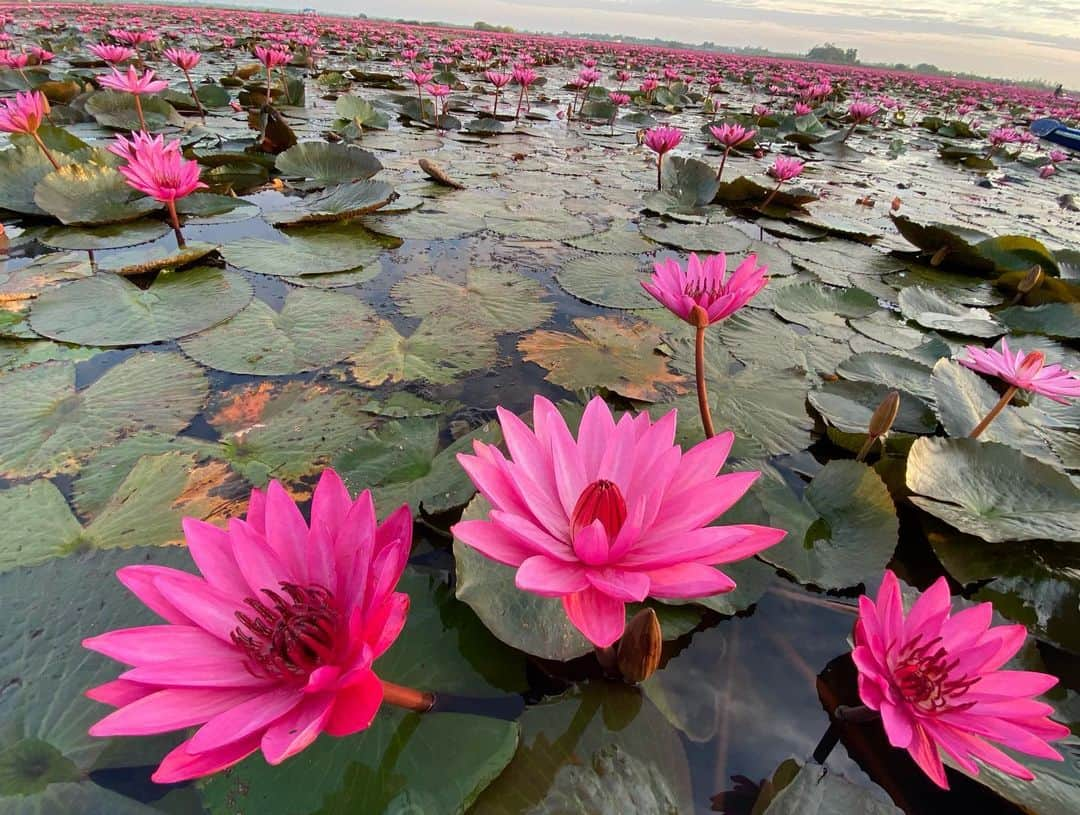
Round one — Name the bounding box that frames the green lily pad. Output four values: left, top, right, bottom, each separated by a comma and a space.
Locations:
519, 316, 687, 403
0, 480, 83, 572
485, 200, 593, 241
0, 339, 102, 372
898, 286, 1004, 338
220, 222, 389, 277
202, 571, 523, 815
364, 207, 488, 241
334, 94, 390, 129
181, 289, 379, 375
95, 240, 218, 276
556, 254, 656, 310
837, 352, 935, 399
890, 214, 989, 271
718, 309, 851, 378
333, 419, 502, 516
760, 762, 902, 815
392, 267, 553, 332
644, 156, 721, 214
907, 437, 1080, 542
975, 235, 1060, 276
809, 379, 937, 435
566, 226, 655, 255
0, 145, 73, 215
275, 141, 383, 186
639, 220, 751, 254
471, 682, 693, 814
84, 90, 182, 130
30, 267, 252, 346
347, 317, 497, 387
210, 381, 378, 488
998, 303, 1080, 339
930, 359, 1059, 466
0, 352, 207, 478
175, 192, 260, 224
726, 462, 898, 590
771, 282, 877, 339
39, 219, 170, 251
33, 163, 162, 225
0, 546, 195, 814
270, 180, 396, 225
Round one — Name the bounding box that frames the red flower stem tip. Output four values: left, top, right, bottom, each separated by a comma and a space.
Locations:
692, 306, 716, 439
969, 385, 1019, 438
381, 680, 435, 713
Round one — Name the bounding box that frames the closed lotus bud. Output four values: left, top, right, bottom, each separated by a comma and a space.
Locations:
617, 607, 662, 683
868, 390, 900, 439
1018, 264, 1045, 295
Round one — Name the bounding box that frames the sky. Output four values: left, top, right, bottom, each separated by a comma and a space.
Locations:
212, 0, 1080, 85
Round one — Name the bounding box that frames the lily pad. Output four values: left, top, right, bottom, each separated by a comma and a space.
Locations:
392, 267, 553, 333
181, 289, 379, 375
726, 462, 898, 590
556, 254, 656, 310
471, 682, 694, 814
808, 380, 937, 435
347, 317, 497, 387
898, 286, 1004, 338
0, 546, 196, 814
998, 303, 1080, 339
95, 240, 218, 276
566, 226, 655, 255
269, 180, 395, 226
639, 220, 751, 254
907, 437, 1080, 542
275, 141, 383, 186
334, 94, 390, 129
0, 145, 73, 215
33, 163, 162, 226
771, 282, 877, 339
0, 352, 207, 478
718, 309, 851, 378
219, 222, 389, 277
760, 762, 902, 815
836, 352, 935, 399
30, 267, 252, 346
84, 90, 182, 130
39, 219, 170, 251
519, 316, 686, 403
202, 571, 523, 815
333, 419, 502, 516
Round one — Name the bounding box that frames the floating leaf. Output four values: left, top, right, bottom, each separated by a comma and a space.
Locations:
898, 286, 1004, 338
771, 282, 877, 339
392, 267, 553, 332
181, 289, 379, 375
210, 381, 378, 487
202, 571, 523, 815
809, 380, 937, 435
39, 219, 170, 251
974, 235, 1060, 276
333, 94, 390, 129
347, 317, 497, 386
556, 254, 656, 310
566, 226, 655, 255
998, 303, 1080, 339
33, 163, 162, 225
0, 145, 73, 215
269, 180, 395, 225
219, 222, 389, 277
84, 90, 182, 130
907, 438, 1080, 542
726, 462, 898, 590
0, 480, 83, 572
718, 309, 850, 378
837, 352, 935, 399
639, 220, 751, 253
275, 141, 383, 186
519, 316, 686, 403
30, 267, 252, 346
759, 762, 902, 815
0, 352, 207, 478
95, 240, 218, 276
334, 419, 501, 516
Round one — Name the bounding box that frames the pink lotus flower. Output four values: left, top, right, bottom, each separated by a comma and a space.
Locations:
1048, 149, 1068, 163
643, 125, 683, 155
84, 471, 414, 783
709, 122, 755, 149
0, 49, 29, 69
112, 132, 206, 202
89, 42, 135, 64
483, 69, 512, 88
609, 92, 630, 107
452, 395, 785, 647
853, 570, 1068, 789
643, 252, 768, 326
0, 89, 49, 135
767, 154, 804, 182
164, 47, 200, 71
793, 101, 812, 116
99, 65, 168, 95
1040, 164, 1056, 179
255, 45, 291, 68
848, 100, 880, 122
958, 339, 1080, 404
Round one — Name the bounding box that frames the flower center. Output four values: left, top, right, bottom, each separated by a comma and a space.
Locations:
1016, 351, 1045, 383
231, 583, 339, 680
893, 636, 978, 715
570, 479, 627, 541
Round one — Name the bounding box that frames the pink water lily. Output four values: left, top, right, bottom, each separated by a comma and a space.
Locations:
452, 395, 785, 648
643, 252, 768, 327
853, 570, 1068, 789
0, 90, 60, 169
84, 470, 416, 783
643, 125, 683, 190
98, 66, 168, 131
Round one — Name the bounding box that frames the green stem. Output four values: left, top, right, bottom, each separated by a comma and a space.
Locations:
695, 323, 716, 439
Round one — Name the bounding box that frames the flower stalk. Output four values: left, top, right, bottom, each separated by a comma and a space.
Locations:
969, 385, 1019, 438
692, 306, 716, 439
381, 680, 435, 713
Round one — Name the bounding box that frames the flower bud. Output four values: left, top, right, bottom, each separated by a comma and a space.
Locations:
1017, 264, 1045, 295
868, 390, 900, 439
617, 607, 662, 683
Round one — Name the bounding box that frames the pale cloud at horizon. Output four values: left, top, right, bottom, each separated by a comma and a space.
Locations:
198, 0, 1080, 85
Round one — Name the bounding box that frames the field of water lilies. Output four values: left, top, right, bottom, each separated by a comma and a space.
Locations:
0, 2, 1078, 814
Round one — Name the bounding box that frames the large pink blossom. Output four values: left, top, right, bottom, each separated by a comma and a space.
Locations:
89, 42, 135, 63
643, 252, 768, 326
709, 122, 755, 148
98, 65, 168, 95
109, 132, 207, 203
643, 125, 683, 155
958, 339, 1080, 404
452, 396, 785, 647
853, 570, 1068, 788
84, 471, 413, 782
767, 154, 804, 182
0, 90, 49, 135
